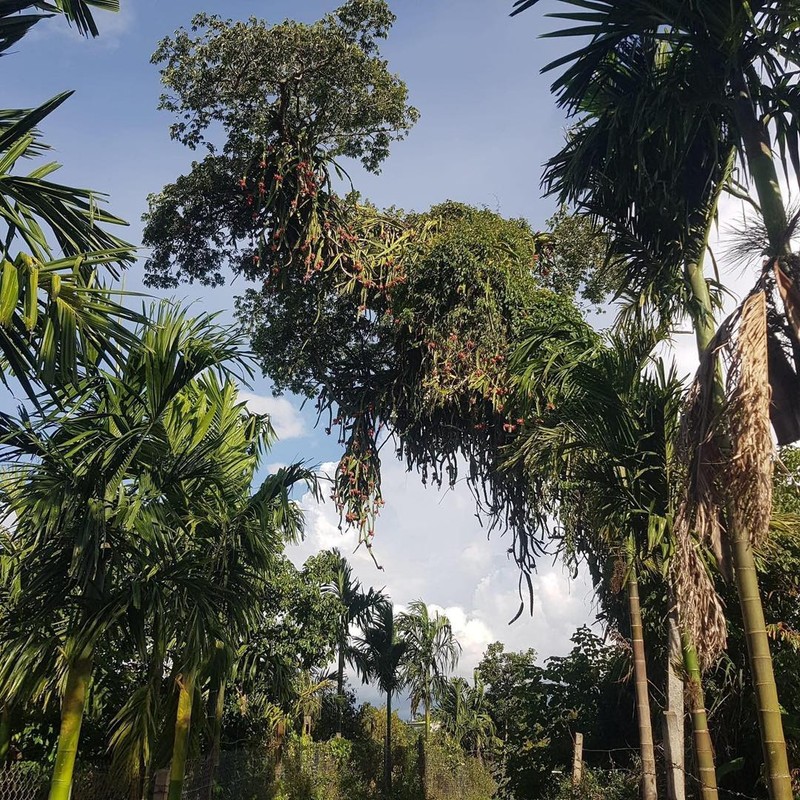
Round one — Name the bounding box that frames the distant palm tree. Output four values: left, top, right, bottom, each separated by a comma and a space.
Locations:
397, 600, 460, 741
321, 549, 386, 736
352, 602, 407, 799
435, 673, 496, 765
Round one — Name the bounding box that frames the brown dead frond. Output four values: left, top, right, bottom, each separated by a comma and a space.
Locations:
724, 291, 774, 551
672, 290, 774, 666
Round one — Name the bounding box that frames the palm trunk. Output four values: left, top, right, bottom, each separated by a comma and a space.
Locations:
663, 611, 685, 800
682, 635, 718, 800
384, 691, 392, 799
49, 650, 93, 800
730, 528, 793, 800
204, 676, 226, 800
167, 671, 196, 800
0, 704, 11, 763
336, 642, 345, 737
424, 699, 430, 743
732, 70, 790, 256
627, 567, 658, 800
698, 75, 793, 800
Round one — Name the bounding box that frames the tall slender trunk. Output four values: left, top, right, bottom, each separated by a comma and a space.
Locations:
663, 611, 685, 800
713, 71, 793, 800
49, 650, 93, 800
0, 704, 11, 763
730, 528, 793, 800
682, 635, 718, 800
167, 671, 196, 800
384, 691, 392, 799
627, 567, 658, 800
336, 642, 345, 737
204, 676, 226, 800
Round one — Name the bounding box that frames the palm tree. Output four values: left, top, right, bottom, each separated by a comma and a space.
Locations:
0, 1, 140, 400
352, 601, 407, 799
435, 674, 496, 765
397, 600, 460, 742
512, 323, 693, 800
0, 304, 248, 800
509, 4, 798, 796
321, 549, 386, 737
144, 380, 316, 800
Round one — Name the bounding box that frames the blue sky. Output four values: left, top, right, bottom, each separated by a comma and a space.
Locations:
9, 0, 607, 702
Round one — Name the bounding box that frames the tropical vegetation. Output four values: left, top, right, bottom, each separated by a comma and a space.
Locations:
1, 1, 800, 800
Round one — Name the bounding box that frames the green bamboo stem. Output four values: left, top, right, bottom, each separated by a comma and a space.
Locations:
336, 641, 346, 737
167, 671, 195, 800
0, 704, 11, 763
627, 567, 658, 800
732, 71, 790, 257
682, 636, 718, 800
48, 651, 93, 800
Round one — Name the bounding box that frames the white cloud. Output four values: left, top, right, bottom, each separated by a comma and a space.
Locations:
240, 391, 306, 440
287, 457, 598, 701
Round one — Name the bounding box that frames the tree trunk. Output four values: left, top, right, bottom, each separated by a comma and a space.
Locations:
663, 611, 685, 800
730, 527, 793, 800
0, 704, 10, 763
167, 671, 195, 800
682, 635, 718, 800
48, 650, 93, 800
384, 691, 392, 799
336, 642, 345, 738
627, 568, 658, 800
204, 677, 226, 800
732, 71, 790, 256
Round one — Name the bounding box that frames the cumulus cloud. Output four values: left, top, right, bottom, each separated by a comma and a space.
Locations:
240, 391, 306, 440
287, 457, 598, 703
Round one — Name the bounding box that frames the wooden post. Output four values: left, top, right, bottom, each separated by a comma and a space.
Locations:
572, 732, 584, 787
152, 768, 170, 800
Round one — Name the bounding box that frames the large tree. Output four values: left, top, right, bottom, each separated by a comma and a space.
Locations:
510, 3, 800, 796
0, 305, 248, 800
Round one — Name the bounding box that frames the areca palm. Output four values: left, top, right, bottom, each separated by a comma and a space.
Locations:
141, 377, 316, 800
397, 600, 460, 742
435, 674, 496, 765
321, 549, 386, 737
512, 323, 689, 800
0, 303, 248, 800
511, 3, 799, 796
352, 601, 407, 799
0, 1, 141, 399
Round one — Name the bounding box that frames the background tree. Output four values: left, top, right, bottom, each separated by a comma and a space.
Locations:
397, 600, 460, 742
307, 548, 386, 737
352, 601, 406, 799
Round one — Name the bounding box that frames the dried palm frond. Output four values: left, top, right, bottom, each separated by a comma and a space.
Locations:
672, 290, 774, 665
724, 291, 774, 551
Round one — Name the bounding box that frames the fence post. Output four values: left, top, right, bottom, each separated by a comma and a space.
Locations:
572, 732, 584, 787
152, 767, 170, 800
